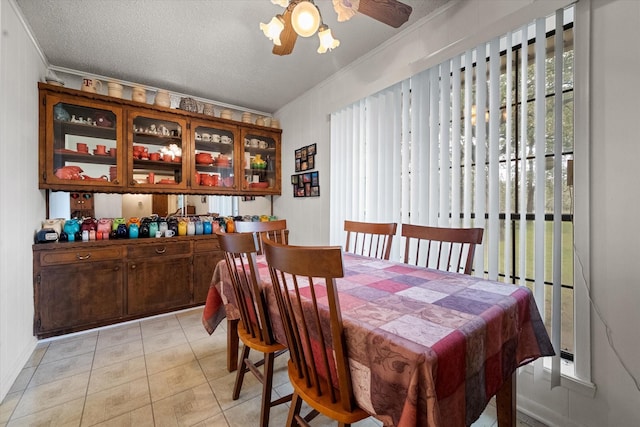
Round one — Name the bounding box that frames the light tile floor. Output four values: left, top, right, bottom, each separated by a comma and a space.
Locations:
0, 307, 547, 427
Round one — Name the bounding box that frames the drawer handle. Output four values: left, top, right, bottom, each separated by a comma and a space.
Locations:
155, 247, 167, 254
113, 266, 120, 271
76, 253, 91, 260
131, 264, 136, 269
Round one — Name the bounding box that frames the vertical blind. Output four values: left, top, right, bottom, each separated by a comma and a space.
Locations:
330, 7, 573, 383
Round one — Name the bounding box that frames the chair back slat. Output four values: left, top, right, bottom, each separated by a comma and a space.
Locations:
217, 232, 275, 345
264, 239, 357, 412
235, 219, 288, 254
401, 224, 484, 275
344, 220, 397, 260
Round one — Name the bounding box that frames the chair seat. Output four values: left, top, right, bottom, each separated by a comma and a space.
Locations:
287, 361, 369, 425
238, 321, 287, 354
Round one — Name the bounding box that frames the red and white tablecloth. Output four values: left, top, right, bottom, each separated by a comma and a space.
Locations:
203, 253, 554, 427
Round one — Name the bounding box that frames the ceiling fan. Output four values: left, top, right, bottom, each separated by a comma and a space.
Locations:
261, 0, 413, 56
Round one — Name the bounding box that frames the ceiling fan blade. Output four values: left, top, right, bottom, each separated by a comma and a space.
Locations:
357, 0, 412, 28
272, 8, 297, 56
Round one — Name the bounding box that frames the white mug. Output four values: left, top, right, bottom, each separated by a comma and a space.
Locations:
81, 78, 103, 93
212, 134, 221, 143
164, 229, 175, 237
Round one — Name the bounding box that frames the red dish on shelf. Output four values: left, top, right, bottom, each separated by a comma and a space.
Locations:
55, 148, 82, 154
157, 179, 177, 184
249, 182, 269, 189
195, 153, 213, 164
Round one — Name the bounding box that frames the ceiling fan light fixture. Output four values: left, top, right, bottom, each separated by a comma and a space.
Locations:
317, 25, 340, 54
291, 0, 321, 37
260, 15, 285, 45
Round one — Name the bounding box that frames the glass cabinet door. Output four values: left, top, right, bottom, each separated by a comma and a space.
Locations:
192, 121, 237, 192
44, 95, 123, 188
128, 110, 188, 191
241, 129, 281, 193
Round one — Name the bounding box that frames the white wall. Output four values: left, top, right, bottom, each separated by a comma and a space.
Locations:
0, 0, 47, 400
2, 0, 639, 423
584, 0, 640, 424
274, 0, 640, 425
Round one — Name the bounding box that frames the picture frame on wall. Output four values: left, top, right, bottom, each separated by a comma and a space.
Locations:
294, 143, 316, 172
292, 171, 320, 197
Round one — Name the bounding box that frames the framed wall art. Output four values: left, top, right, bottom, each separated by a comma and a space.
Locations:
291, 171, 319, 197
294, 143, 316, 172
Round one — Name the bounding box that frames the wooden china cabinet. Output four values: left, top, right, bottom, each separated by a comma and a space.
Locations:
33, 236, 225, 338
34, 83, 282, 338
38, 82, 282, 195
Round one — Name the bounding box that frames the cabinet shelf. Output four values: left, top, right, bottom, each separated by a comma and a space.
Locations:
196, 164, 233, 173
54, 151, 116, 166
195, 141, 234, 152
133, 159, 182, 171
133, 133, 182, 147
54, 120, 117, 139
245, 147, 276, 155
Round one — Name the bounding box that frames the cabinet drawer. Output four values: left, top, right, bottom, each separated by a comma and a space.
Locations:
194, 239, 220, 252
128, 242, 191, 258
40, 247, 123, 266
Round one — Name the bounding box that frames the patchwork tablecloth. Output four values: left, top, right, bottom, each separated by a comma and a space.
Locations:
203, 253, 554, 426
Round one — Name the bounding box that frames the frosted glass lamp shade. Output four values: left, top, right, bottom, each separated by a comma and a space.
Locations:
260, 15, 285, 45
291, 1, 321, 37
317, 25, 340, 53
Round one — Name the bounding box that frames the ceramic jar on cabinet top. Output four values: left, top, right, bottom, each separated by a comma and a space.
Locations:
132, 86, 146, 103
154, 90, 171, 107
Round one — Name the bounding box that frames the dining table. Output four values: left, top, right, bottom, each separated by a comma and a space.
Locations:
202, 252, 554, 427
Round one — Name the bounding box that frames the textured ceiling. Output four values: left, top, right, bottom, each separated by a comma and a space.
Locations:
16, 0, 450, 113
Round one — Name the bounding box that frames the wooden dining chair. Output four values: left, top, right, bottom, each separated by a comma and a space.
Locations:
234, 219, 289, 254
401, 223, 484, 275
263, 239, 371, 427
216, 232, 291, 427
343, 220, 397, 260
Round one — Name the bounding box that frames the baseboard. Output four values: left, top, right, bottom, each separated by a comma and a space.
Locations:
0, 338, 37, 402
518, 394, 580, 427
